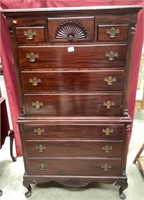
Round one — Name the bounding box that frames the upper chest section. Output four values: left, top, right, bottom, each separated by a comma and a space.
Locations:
5, 7, 140, 46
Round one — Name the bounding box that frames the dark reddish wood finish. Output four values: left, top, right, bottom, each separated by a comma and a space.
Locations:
18, 45, 127, 68
26, 141, 123, 157
22, 70, 124, 92
48, 17, 95, 42
3, 6, 142, 198
23, 123, 124, 140
27, 158, 122, 176
15, 27, 45, 44
98, 25, 129, 41
24, 93, 122, 116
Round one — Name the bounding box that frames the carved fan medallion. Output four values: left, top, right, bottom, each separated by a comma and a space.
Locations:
55, 20, 88, 41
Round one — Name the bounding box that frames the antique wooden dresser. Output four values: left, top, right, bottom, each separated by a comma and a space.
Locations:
3, 6, 142, 199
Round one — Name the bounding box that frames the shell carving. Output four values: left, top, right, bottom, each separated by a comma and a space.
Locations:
55, 21, 88, 41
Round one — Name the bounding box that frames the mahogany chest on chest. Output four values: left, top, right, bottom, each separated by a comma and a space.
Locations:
3, 6, 142, 198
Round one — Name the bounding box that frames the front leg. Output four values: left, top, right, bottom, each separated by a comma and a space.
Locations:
119, 182, 128, 199
23, 178, 33, 198
115, 174, 128, 199
25, 185, 32, 198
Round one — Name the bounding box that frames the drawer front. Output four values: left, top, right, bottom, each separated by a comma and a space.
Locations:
98, 25, 129, 41
15, 27, 45, 43
48, 17, 94, 42
27, 158, 121, 176
22, 70, 124, 93
26, 141, 123, 158
23, 124, 124, 140
18, 45, 126, 68
24, 94, 122, 116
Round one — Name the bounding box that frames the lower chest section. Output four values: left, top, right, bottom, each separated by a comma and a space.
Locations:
19, 119, 130, 176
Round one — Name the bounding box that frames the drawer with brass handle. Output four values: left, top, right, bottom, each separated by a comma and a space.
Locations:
24, 93, 122, 116
15, 27, 45, 43
18, 45, 126, 69
21, 70, 124, 93
98, 25, 129, 41
27, 158, 121, 176
25, 141, 123, 157
22, 123, 125, 141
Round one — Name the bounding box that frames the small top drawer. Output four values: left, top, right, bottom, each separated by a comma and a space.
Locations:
48, 17, 94, 42
15, 27, 45, 43
98, 25, 129, 41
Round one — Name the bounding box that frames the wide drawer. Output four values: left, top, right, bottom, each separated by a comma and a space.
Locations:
24, 93, 122, 116
22, 123, 125, 140
27, 158, 121, 176
18, 45, 126, 69
97, 25, 129, 41
48, 16, 94, 42
25, 141, 123, 158
15, 27, 45, 43
22, 70, 124, 93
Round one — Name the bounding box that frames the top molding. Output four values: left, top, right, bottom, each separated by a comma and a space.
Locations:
1, 5, 143, 16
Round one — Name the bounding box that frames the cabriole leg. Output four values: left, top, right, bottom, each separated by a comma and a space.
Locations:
115, 176, 128, 199
119, 182, 128, 199
25, 185, 32, 198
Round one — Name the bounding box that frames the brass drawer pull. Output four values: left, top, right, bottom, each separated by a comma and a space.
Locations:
34, 128, 45, 136
36, 144, 46, 153
26, 52, 39, 62
102, 145, 113, 153
102, 128, 113, 136
106, 27, 120, 39
32, 101, 43, 109
101, 164, 112, 171
103, 100, 115, 109
104, 76, 116, 85
38, 163, 47, 170
24, 29, 37, 40
29, 77, 41, 86
105, 51, 118, 61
